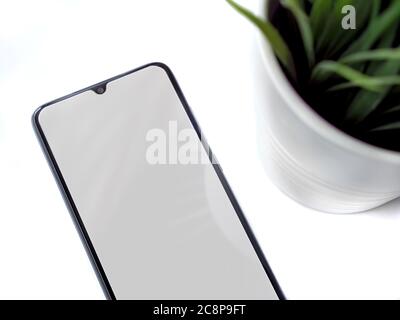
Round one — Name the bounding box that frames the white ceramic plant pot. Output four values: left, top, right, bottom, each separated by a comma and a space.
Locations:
254, 0, 400, 213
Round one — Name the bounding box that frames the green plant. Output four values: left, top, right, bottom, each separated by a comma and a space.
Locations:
227, 0, 400, 151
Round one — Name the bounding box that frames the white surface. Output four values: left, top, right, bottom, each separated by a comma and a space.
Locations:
1, 0, 400, 299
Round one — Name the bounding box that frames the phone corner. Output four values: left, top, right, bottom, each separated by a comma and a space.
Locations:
145, 61, 174, 76
31, 105, 45, 132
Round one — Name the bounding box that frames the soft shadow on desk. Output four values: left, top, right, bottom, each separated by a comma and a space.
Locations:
368, 197, 400, 217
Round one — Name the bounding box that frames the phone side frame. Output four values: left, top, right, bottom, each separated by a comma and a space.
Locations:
32, 62, 285, 300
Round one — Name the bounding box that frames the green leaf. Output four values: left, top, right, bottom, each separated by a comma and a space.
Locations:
345, 62, 400, 122
312, 61, 400, 92
370, 0, 382, 23
312, 61, 366, 83
340, 48, 400, 64
383, 105, 400, 114
344, 26, 400, 123
310, 0, 332, 36
371, 122, 400, 131
329, 76, 400, 93
280, 0, 315, 66
226, 0, 296, 79
315, 0, 347, 53
342, 1, 400, 56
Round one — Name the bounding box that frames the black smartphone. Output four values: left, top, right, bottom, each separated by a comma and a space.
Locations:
33, 63, 284, 300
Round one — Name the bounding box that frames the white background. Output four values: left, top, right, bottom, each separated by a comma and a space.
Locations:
1, 0, 400, 299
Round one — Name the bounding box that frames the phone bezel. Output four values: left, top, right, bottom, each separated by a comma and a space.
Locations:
32, 62, 285, 300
